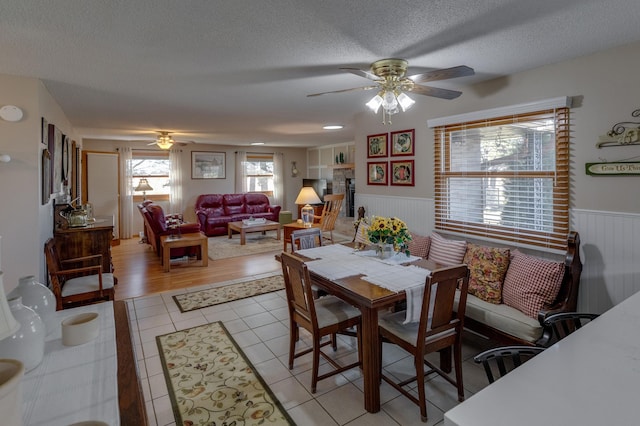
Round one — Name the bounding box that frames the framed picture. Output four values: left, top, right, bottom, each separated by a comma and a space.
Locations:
367, 161, 388, 185
41, 117, 48, 146
367, 133, 388, 158
391, 160, 415, 186
192, 151, 226, 179
41, 149, 51, 205
61, 134, 70, 185
391, 129, 415, 156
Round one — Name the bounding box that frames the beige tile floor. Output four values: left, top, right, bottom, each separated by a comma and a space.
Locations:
126, 271, 496, 426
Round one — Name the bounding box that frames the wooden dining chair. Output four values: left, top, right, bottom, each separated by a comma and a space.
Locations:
314, 193, 344, 244
44, 238, 115, 310
290, 227, 323, 252
473, 345, 545, 384
378, 264, 469, 422
541, 312, 600, 345
280, 251, 362, 393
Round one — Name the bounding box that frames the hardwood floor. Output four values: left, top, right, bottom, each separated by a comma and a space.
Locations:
111, 237, 281, 300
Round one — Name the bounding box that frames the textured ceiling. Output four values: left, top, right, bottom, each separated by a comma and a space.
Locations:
1, 0, 639, 147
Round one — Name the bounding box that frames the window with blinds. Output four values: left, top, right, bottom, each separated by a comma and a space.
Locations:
433, 108, 569, 250
244, 153, 274, 196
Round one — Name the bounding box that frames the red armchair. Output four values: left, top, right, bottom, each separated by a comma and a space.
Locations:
138, 203, 202, 258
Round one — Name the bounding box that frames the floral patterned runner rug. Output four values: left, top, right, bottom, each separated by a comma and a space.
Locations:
157, 321, 296, 426
173, 274, 285, 312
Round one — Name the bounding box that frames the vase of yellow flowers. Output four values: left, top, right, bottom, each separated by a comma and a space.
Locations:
366, 216, 412, 258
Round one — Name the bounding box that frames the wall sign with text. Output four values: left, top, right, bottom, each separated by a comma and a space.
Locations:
585, 162, 640, 176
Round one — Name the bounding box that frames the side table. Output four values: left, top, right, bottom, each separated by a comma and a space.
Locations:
282, 222, 321, 251
160, 232, 208, 272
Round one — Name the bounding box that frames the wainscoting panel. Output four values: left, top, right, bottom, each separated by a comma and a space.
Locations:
354, 194, 434, 236
354, 194, 640, 314
572, 209, 640, 314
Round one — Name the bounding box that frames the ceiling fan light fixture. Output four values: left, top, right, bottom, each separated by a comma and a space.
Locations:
366, 94, 383, 113
156, 132, 174, 150
397, 92, 415, 111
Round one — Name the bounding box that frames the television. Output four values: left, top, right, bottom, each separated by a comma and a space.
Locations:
302, 178, 327, 202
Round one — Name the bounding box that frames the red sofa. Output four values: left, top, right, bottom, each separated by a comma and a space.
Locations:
138, 202, 202, 258
195, 193, 281, 236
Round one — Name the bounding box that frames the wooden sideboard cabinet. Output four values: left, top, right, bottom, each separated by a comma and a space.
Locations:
53, 216, 115, 275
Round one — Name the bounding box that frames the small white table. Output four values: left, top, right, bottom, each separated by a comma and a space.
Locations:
22, 302, 119, 426
444, 289, 640, 426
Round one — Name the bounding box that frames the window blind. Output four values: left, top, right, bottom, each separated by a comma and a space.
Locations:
434, 108, 570, 250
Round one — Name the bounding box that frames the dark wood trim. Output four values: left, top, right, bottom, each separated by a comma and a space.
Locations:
114, 300, 148, 425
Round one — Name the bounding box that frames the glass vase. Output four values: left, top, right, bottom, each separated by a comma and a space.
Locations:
376, 243, 395, 259
0, 296, 45, 372
9, 275, 56, 336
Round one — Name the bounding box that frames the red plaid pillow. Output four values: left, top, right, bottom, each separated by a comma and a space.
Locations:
408, 233, 431, 258
502, 250, 564, 318
427, 232, 467, 265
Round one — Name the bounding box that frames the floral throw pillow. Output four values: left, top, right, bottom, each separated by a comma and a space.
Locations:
502, 250, 565, 318
427, 232, 467, 266
463, 243, 511, 304
408, 233, 431, 258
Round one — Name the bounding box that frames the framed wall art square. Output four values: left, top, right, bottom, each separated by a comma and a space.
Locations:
367, 133, 388, 158
367, 161, 388, 185
390, 160, 414, 186
191, 151, 226, 179
391, 129, 415, 156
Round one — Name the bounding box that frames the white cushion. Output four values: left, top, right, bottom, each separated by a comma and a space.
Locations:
454, 290, 542, 343
314, 295, 360, 329
62, 273, 115, 297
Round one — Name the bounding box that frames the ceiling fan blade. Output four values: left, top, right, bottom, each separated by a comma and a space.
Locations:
410, 84, 463, 100
307, 85, 378, 97
340, 67, 381, 82
408, 65, 475, 84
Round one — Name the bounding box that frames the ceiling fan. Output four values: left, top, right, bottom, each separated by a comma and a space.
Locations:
146, 131, 191, 150
308, 58, 474, 123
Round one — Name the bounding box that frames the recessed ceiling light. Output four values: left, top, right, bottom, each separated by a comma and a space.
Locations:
250, 142, 265, 145
323, 125, 344, 130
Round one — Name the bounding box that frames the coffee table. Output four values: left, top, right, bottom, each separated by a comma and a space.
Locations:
227, 220, 281, 245
160, 232, 208, 272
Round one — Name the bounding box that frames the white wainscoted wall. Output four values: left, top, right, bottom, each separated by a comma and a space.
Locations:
355, 194, 640, 314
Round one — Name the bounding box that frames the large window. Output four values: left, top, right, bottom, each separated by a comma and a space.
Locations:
132, 151, 170, 201
243, 153, 274, 196
433, 107, 569, 250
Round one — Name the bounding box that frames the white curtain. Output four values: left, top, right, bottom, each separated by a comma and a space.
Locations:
272, 151, 284, 206
235, 151, 247, 193
119, 146, 133, 239
169, 148, 183, 214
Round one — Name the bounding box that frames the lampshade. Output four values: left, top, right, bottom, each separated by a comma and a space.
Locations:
294, 187, 322, 205
0, 272, 19, 341
134, 178, 153, 192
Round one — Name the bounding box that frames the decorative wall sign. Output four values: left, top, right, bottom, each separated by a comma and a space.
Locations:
596, 108, 640, 148
367, 161, 388, 185
367, 133, 388, 158
390, 160, 414, 186
585, 162, 640, 176
391, 129, 415, 156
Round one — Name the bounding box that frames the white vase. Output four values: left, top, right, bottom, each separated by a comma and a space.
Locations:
0, 297, 45, 372
9, 276, 56, 336
0, 359, 24, 426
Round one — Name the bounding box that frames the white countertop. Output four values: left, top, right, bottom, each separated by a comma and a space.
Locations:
22, 301, 118, 426
444, 290, 640, 426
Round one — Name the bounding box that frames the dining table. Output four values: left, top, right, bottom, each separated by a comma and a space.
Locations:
289, 243, 447, 413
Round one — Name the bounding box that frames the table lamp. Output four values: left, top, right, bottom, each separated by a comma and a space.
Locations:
295, 187, 322, 228
134, 178, 153, 201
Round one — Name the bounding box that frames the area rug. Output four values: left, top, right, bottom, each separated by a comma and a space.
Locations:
173, 274, 285, 312
208, 231, 283, 260
157, 321, 295, 426
208, 230, 353, 260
